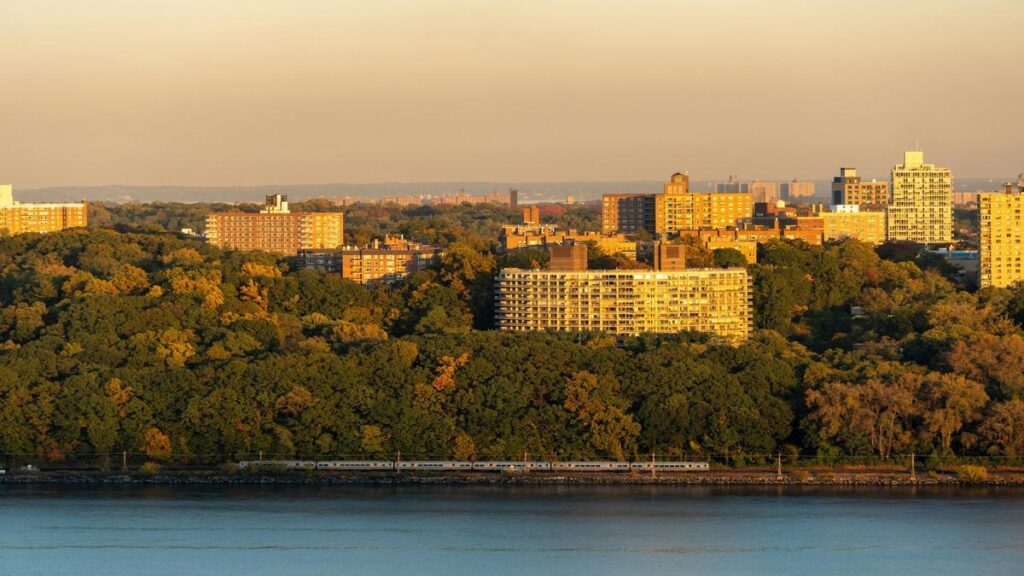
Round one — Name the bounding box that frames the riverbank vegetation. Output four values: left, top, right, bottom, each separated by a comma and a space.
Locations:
2, 203, 1024, 469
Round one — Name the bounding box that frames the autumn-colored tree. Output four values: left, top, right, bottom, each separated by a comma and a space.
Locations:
919, 373, 988, 453
110, 264, 150, 294
431, 352, 469, 391
275, 386, 316, 417
453, 432, 477, 460
360, 425, 389, 457
806, 368, 920, 460
947, 333, 1024, 400
143, 427, 173, 461
564, 371, 640, 461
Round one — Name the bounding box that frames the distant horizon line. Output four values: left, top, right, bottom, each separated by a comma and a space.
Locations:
17, 175, 1021, 191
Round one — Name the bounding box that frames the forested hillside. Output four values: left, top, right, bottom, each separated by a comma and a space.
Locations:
2, 207, 1024, 468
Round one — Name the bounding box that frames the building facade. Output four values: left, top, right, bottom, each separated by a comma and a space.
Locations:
978, 191, 1024, 288
747, 180, 781, 204
601, 193, 657, 234
495, 268, 752, 343
205, 195, 344, 255
500, 225, 637, 258
887, 151, 953, 244
0, 185, 87, 235
602, 174, 752, 235
782, 180, 816, 200
819, 205, 887, 244
298, 235, 444, 285
831, 167, 890, 211
716, 175, 742, 193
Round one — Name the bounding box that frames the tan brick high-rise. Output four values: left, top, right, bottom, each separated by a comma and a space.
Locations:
602, 173, 751, 235
887, 152, 952, 244
0, 185, 87, 235
205, 194, 344, 255
979, 189, 1024, 288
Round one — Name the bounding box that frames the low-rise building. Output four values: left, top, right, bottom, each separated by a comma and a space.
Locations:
704, 236, 759, 263
500, 224, 637, 258
298, 235, 444, 285
783, 217, 824, 245
0, 185, 87, 235
819, 205, 886, 244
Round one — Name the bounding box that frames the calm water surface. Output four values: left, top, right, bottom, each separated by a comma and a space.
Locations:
2, 484, 1024, 575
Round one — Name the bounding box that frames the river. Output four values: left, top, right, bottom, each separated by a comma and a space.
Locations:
2, 485, 1024, 575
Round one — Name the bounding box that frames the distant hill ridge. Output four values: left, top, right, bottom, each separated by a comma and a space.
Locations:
18, 178, 1005, 204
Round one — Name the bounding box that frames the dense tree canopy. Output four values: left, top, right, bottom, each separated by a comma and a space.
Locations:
3, 204, 1024, 468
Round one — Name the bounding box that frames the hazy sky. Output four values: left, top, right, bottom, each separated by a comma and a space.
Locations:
2, 0, 1022, 188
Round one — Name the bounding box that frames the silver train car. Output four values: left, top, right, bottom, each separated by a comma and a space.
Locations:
239, 460, 709, 472
397, 461, 473, 471
631, 461, 709, 472
238, 460, 317, 470
551, 461, 631, 472
315, 461, 393, 471
471, 461, 552, 471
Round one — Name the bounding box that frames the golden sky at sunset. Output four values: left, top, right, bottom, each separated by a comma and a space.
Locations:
2, 0, 1022, 188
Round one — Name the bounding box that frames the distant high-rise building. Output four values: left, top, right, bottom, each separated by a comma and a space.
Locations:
887, 151, 953, 244
747, 180, 780, 204
782, 180, 816, 200
716, 175, 742, 193
978, 189, 1024, 288
522, 205, 541, 225
602, 173, 752, 235
509, 188, 519, 208
0, 184, 87, 235
205, 194, 344, 255
565, 195, 575, 205
831, 167, 889, 211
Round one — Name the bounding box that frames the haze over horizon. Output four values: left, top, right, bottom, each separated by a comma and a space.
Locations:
2, 0, 1022, 190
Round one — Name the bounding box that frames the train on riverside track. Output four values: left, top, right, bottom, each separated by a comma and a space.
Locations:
237, 460, 710, 472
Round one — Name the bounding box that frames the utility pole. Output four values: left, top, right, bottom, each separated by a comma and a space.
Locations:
776, 452, 783, 481
910, 452, 916, 482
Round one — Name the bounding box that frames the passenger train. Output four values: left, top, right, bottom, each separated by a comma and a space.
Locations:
237, 460, 709, 472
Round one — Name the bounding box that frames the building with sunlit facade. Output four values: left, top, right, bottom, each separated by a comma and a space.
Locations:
495, 245, 752, 344
886, 151, 952, 244
205, 194, 344, 255
602, 173, 752, 235
0, 185, 87, 235
978, 189, 1024, 288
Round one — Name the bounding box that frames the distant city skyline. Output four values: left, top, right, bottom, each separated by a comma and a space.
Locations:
2, 0, 1023, 189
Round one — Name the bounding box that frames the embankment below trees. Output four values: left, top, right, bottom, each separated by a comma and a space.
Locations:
4, 469, 1024, 487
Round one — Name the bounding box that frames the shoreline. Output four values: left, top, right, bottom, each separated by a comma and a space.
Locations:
4, 471, 1024, 487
